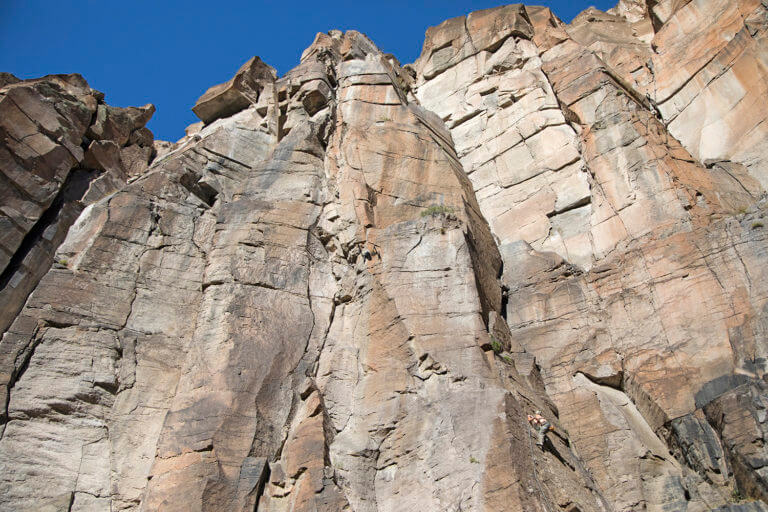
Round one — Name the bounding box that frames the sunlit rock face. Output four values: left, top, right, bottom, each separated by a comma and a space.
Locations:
1, 1, 767, 511
414, 1, 768, 510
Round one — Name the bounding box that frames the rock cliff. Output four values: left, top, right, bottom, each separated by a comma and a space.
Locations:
1, 1, 767, 511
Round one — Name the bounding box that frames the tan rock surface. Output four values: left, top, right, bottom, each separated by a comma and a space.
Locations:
0, 31, 608, 512
2, 1, 768, 511
192, 56, 277, 125
413, 2, 768, 510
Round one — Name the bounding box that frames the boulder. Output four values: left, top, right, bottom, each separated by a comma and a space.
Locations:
191, 56, 276, 124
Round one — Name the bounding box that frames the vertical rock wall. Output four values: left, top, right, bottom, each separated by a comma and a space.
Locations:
1, 1, 768, 511
413, 1, 768, 510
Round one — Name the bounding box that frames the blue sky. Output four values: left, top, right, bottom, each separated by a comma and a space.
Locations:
0, 1, 616, 142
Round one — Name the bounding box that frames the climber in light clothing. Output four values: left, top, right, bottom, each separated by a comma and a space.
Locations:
527, 410, 552, 447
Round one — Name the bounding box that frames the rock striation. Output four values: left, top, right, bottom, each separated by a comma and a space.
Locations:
1, 1, 768, 511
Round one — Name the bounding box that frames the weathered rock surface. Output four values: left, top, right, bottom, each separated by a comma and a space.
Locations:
414, 1, 768, 510
0, 74, 157, 345
1, 1, 768, 511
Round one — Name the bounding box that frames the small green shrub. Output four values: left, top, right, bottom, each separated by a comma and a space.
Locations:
728, 487, 757, 503
421, 204, 454, 217
490, 336, 502, 354
501, 354, 513, 364
469, 456, 479, 464
752, 222, 764, 229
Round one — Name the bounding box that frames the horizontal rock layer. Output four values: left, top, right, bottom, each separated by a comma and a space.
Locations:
1, 1, 768, 511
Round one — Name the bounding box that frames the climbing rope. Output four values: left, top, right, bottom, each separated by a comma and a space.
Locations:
528, 426, 553, 512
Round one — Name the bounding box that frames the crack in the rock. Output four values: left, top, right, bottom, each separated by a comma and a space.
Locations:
199, 146, 253, 170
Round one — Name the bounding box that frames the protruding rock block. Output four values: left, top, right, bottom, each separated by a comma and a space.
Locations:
87, 103, 155, 146
192, 56, 276, 124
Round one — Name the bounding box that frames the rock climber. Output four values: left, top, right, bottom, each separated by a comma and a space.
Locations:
358, 241, 380, 261
527, 410, 552, 447
645, 92, 662, 119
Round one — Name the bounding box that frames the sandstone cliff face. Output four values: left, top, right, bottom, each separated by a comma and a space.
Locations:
1, 1, 767, 511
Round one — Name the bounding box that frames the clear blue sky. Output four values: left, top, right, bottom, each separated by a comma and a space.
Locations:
0, 1, 615, 142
